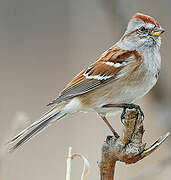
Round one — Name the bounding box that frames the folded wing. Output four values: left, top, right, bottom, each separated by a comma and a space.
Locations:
47, 46, 142, 106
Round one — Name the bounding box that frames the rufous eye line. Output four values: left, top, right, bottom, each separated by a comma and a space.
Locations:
121, 29, 137, 41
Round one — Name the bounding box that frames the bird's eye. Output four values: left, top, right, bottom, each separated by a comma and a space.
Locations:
138, 26, 146, 32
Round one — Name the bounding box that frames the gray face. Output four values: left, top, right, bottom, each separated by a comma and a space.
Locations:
118, 18, 162, 51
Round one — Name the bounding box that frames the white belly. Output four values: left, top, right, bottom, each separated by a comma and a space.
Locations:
93, 72, 158, 115
119, 75, 157, 103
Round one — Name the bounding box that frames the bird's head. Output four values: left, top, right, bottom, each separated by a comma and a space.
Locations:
119, 13, 164, 50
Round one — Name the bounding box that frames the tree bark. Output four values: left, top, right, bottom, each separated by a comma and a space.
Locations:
99, 108, 170, 180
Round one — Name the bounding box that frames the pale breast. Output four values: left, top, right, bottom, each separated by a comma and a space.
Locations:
121, 48, 161, 102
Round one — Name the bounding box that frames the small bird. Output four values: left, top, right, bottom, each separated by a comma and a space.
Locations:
9, 13, 164, 152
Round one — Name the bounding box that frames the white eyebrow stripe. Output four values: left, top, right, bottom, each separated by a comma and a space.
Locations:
103, 61, 127, 68
83, 73, 112, 80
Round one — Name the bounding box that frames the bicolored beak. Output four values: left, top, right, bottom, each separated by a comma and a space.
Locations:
150, 27, 165, 37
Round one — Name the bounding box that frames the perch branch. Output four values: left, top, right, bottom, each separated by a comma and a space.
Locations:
99, 108, 170, 180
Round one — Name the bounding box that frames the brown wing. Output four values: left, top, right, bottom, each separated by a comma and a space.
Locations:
47, 46, 141, 106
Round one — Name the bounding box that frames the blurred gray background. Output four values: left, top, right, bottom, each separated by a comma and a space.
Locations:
0, 0, 171, 179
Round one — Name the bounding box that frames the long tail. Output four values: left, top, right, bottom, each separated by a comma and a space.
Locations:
8, 105, 67, 152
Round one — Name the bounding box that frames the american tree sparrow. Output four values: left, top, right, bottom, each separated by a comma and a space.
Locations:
9, 13, 164, 151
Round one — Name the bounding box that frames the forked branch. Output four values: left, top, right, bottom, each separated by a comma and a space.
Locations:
99, 108, 170, 180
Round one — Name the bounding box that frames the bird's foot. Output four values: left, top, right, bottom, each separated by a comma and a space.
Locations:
113, 132, 120, 139
121, 103, 144, 123
106, 136, 113, 144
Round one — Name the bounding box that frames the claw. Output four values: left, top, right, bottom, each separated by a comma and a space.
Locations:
106, 136, 113, 144
120, 103, 144, 121
113, 132, 120, 139
102, 103, 144, 125
121, 107, 126, 124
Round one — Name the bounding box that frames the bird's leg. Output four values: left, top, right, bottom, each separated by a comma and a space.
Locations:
100, 115, 120, 138
102, 103, 144, 122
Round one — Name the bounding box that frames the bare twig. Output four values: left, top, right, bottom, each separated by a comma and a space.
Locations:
66, 147, 72, 180
66, 147, 90, 180
99, 108, 170, 180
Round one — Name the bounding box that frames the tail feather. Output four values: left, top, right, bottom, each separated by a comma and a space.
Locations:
9, 117, 51, 152
8, 107, 57, 144
8, 107, 67, 152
